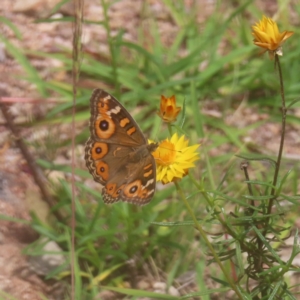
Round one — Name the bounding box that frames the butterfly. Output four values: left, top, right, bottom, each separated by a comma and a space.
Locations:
84, 89, 158, 205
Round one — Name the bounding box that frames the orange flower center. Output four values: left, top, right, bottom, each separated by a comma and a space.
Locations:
153, 140, 175, 166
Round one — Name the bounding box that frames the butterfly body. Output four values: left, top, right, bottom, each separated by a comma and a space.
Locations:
85, 89, 157, 205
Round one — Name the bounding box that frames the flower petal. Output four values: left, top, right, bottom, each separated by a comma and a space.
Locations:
251, 15, 293, 58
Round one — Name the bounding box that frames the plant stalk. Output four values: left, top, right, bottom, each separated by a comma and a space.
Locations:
266, 55, 287, 217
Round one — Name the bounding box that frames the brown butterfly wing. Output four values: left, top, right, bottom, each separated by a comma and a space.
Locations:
84, 89, 157, 205
88, 89, 147, 146
102, 144, 157, 205
85, 137, 132, 186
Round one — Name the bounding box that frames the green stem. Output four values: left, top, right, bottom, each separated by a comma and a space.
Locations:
174, 181, 244, 299
167, 123, 173, 136
267, 55, 287, 216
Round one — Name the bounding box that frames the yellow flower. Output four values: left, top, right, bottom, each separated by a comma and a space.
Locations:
157, 95, 181, 123
152, 133, 200, 184
252, 15, 294, 59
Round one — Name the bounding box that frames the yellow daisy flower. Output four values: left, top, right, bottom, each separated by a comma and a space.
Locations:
152, 133, 200, 184
252, 15, 294, 59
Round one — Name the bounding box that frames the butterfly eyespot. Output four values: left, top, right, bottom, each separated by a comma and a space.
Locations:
99, 120, 109, 131
95, 118, 115, 139
96, 161, 109, 181
129, 186, 138, 194
106, 183, 116, 193
96, 147, 102, 154
91, 142, 108, 159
